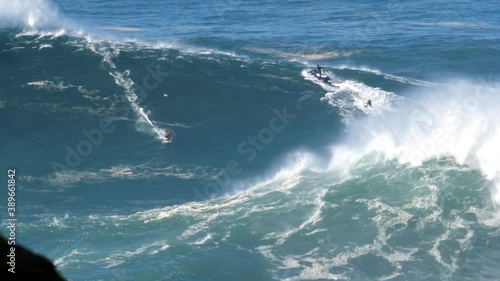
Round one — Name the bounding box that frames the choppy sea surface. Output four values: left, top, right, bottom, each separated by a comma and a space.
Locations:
1, 0, 500, 280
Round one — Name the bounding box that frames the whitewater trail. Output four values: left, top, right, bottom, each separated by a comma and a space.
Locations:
1, 0, 170, 142
301, 69, 400, 125
86, 40, 170, 142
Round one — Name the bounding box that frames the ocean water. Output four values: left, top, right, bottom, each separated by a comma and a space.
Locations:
1, 0, 500, 280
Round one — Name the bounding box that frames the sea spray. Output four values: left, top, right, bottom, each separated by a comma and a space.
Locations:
324, 79, 500, 206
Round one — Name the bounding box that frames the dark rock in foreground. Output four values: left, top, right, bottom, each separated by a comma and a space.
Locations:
1, 234, 67, 280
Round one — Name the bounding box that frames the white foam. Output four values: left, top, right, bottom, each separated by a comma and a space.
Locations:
0, 0, 84, 35
383, 248, 418, 264
363, 199, 413, 244
190, 233, 213, 245
53, 249, 89, 268
332, 78, 401, 113
473, 206, 500, 228
276, 190, 327, 245
87, 239, 170, 267
302, 69, 401, 125
296, 262, 340, 280
429, 230, 457, 271
39, 43, 53, 49
26, 164, 218, 186
0, 0, 59, 28
26, 80, 69, 90
319, 78, 500, 207
149, 242, 170, 255
282, 257, 301, 268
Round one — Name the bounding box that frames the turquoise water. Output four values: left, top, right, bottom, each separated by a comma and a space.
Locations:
1, 0, 500, 280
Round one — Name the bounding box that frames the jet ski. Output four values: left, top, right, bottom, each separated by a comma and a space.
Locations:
308, 69, 334, 85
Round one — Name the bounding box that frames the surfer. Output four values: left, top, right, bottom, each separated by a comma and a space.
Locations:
165, 131, 172, 140
316, 64, 322, 76
365, 99, 372, 107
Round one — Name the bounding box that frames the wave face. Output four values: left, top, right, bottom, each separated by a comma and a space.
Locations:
2, 0, 500, 280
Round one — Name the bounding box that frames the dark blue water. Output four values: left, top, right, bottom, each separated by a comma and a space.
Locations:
1, 0, 500, 280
